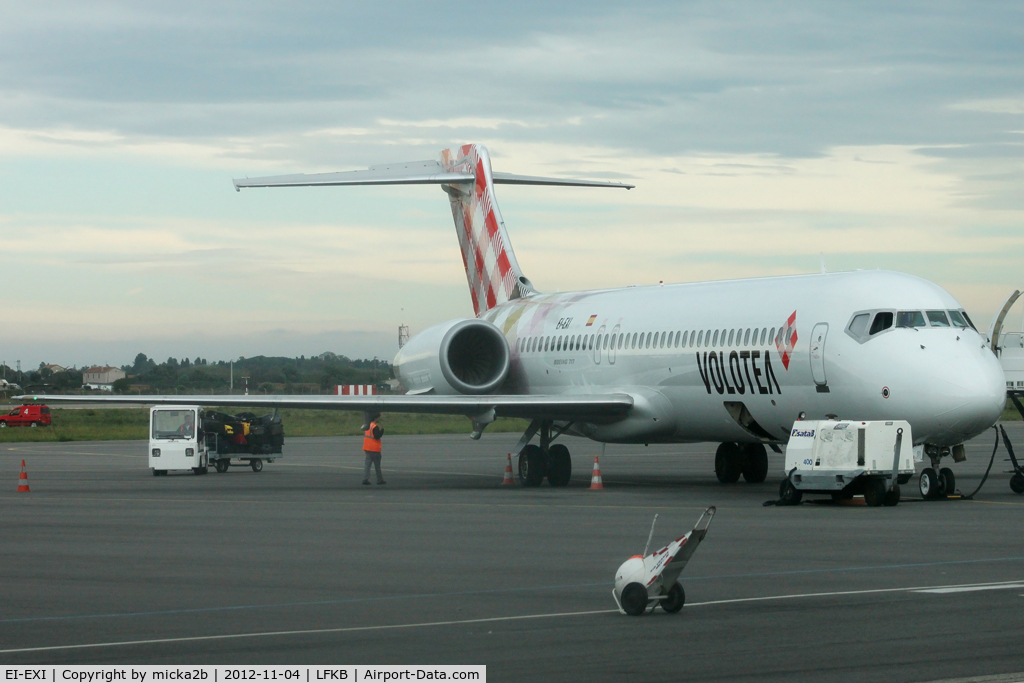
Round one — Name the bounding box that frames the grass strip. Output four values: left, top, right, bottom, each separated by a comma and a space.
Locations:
0, 408, 529, 443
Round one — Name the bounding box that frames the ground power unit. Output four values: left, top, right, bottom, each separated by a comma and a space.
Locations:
779, 419, 914, 507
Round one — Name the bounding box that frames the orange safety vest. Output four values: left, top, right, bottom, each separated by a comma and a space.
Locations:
363, 422, 382, 452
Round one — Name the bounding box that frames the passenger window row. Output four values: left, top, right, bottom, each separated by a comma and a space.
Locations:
847, 308, 975, 343
515, 325, 785, 355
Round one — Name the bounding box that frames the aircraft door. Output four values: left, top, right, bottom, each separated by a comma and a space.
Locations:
810, 323, 828, 386
593, 324, 606, 365
608, 324, 620, 365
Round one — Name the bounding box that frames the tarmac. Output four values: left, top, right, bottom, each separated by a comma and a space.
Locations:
1, 423, 1023, 682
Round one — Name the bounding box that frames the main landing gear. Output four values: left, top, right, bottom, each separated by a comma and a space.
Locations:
518, 420, 572, 487
918, 444, 961, 500
714, 442, 769, 484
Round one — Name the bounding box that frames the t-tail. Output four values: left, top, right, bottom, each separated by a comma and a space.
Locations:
233, 144, 633, 316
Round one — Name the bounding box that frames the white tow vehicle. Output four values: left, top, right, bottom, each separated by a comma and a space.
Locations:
149, 405, 209, 476
778, 420, 915, 506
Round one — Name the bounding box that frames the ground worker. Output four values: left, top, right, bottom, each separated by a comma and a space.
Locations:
362, 413, 386, 485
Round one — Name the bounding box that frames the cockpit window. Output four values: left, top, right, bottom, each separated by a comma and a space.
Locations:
870, 311, 893, 335
926, 310, 950, 327
948, 310, 968, 328
848, 310, 894, 343
896, 311, 926, 328
848, 313, 870, 337
961, 310, 977, 330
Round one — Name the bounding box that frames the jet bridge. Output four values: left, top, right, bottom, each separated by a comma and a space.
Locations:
984, 289, 1024, 493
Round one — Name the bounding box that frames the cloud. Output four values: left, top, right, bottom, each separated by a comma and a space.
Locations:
0, 1, 1023, 365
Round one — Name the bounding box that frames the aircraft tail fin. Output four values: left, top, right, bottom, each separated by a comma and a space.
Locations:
233, 144, 632, 316
440, 144, 637, 315
440, 144, 526, 315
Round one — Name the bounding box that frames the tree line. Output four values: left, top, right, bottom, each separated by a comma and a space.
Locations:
1, 353, 393, 395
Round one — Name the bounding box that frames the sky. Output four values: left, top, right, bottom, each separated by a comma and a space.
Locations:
1, 1, 1023, 369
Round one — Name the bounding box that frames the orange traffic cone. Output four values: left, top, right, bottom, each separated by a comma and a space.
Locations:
17, 460, 30, 493
502, 453, 515, 486
589, 456, 604, 490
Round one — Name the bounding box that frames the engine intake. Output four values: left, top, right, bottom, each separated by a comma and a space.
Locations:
394, 319, 510, 395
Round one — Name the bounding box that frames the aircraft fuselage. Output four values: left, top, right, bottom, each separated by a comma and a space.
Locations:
481, 270, 1004, 447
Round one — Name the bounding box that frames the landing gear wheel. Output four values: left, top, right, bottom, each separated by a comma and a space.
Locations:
1011, 473, 1024, 494
660, 581, 685, 613
715, 443, 742, 484
214, 459, 229, 473
620, 582, 649, 616
919, 467, 939, 499
938, 467, 956, 497
250, 458, 263, 473
741, 444, 769, 483
779, 479, 802, 505
883, 484, 901, 507
864, 478, 886, 507
518, 445, 546, 487
547, 444, 572, 487
153, 469, 167, 477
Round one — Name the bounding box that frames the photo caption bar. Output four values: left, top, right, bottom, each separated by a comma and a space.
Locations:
2, 667, 485, 683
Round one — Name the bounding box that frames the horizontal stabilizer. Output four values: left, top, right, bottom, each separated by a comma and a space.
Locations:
233, 160, 469, 190
233, 143, 633, 315
491, 172, 632, 189
234, 161, 633, 191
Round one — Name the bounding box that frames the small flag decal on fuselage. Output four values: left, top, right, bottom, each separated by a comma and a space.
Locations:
586, 314, 598, 326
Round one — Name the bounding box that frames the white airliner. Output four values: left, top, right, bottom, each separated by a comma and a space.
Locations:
23, 144, 1006, 495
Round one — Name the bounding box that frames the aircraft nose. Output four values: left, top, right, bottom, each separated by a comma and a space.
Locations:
933, 345, 1005, 439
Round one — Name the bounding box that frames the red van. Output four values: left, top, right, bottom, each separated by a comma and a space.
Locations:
0, 405, 51, 428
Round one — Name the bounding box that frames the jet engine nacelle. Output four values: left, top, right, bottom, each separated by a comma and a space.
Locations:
393, 319, 510, 395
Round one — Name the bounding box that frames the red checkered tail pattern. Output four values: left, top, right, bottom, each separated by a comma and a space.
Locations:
440, 144, 531, 316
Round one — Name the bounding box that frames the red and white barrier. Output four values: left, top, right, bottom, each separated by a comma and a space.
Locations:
336, 384, 378, 396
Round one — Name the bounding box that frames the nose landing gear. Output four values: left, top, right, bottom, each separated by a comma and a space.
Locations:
919, 466, 956, 499
919, 444, 960, 499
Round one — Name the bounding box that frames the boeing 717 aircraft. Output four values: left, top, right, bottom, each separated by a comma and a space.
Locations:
23, 144, 1006, 496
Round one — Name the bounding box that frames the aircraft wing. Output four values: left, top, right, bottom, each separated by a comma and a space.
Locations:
15, 393, 634, 421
